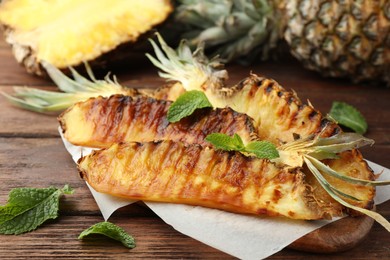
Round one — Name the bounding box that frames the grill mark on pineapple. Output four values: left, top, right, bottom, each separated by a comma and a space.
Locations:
207, 108, 228, 134
265, 80, 275, 93
164, 143, 189, 198
178, 144, 203, 198
149, 142, 180, 198
65, 94, 262, 148
80, 141, 333, 219
143, 98, 168, 136
108, 95, 127, 141
308, 110, 319, 120
88, 97, 104, 139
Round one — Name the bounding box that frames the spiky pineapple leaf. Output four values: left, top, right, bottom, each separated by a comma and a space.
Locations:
304, 157, 390, 232
2, 61, 133, 113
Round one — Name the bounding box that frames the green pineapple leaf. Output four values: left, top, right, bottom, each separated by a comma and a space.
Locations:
78, 221, 136, 249
329, 101, 368, 134
167, 90, 212, 122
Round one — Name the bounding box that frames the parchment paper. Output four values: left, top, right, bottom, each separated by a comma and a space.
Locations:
60, 129, 390, 259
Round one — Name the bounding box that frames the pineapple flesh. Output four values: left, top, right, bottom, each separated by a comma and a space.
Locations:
59, 95, 257, 148
78, 140, 332, 220
0, 0, 172, 75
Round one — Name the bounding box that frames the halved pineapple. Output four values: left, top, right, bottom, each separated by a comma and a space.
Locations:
0, 0, 172, 75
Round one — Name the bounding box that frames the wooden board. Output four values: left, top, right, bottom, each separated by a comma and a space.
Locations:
290, 215, 374, 253
1, 37, 389, 259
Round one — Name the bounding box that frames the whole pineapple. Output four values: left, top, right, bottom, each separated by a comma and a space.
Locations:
173, 0, 390, 84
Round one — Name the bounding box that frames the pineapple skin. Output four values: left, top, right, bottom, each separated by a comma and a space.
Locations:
173, 0, 389, 84
59, 95, 257, 148
78, 140, 333, 220
283, 0, 390, 84
0, 0, 173, 75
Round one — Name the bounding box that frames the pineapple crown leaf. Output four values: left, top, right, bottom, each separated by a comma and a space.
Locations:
2, 62, 131, 113
174, 0, 278, 62
304, 156, 390, 232
276, 131, 390, 231
146, 32, 228, 92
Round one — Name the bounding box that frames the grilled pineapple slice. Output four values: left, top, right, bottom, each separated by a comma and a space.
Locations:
59, 95, 257, 148
78, 140, 330, 220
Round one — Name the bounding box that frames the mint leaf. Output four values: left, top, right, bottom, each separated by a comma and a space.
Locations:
205, 133, 245, 151
0, 185, 73, 235
79, 221, 136, 249
329, 101, 368, 134
245, 141, 279, 159
206, 133, 279, 159
167, 90, 212, 122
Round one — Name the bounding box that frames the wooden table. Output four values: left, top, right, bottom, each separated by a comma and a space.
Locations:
0, 36, 389, 259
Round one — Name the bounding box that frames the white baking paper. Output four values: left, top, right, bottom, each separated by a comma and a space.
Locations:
60, 129, 390, 259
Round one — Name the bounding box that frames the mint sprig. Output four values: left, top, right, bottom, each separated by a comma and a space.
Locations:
205, 133, 279, 159
0, 185, 74, 235
79, 221, 136, 249
329, 101, 368, 134
167, 90, 212, 122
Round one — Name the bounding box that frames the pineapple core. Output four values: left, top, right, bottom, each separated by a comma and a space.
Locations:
0, 0, 172, 71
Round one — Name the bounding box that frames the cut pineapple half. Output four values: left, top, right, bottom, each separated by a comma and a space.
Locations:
0, 0, 172, 74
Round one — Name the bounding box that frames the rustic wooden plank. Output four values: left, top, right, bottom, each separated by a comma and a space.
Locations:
0, 137, 96, 212
0, 39, 51, 86
1, 33, 390, 259
0, 136, 389, 258
0, 88, 61, 136
0, 215, 233, 259
0, 136, 164, 217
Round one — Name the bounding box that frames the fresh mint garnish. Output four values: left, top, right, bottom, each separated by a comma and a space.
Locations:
205, 133, 245, 151
0, 185, 74, 235
205, 133, 279, 159
245, 141, 280, 159
329, 101, 368, 134
79, 221, 136, 249
167, 90, 212, 122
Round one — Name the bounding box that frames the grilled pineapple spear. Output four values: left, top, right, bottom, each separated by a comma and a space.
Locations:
59, 95, 257, 148
77, 139, 390, 231
78, 140, 328, 220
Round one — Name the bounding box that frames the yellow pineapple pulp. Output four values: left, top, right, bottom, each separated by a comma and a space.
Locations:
59, 94, 257, 148
78, 141, 330, 220
0, 0, 172, 75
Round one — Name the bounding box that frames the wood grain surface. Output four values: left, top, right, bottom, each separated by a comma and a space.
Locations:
0, 36, 389, 259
